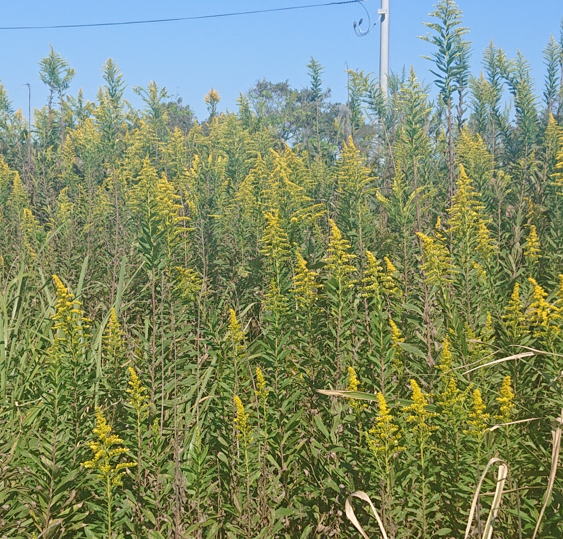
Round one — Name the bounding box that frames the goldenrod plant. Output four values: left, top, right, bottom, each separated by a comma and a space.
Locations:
0, 2, 562, 536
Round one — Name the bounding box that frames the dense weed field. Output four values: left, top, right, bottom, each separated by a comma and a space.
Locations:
0, 1, 562, 537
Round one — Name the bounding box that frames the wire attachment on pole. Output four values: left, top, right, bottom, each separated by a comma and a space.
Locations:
352, 1, 373, 36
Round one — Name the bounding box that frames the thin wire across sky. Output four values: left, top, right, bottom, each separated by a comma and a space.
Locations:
0, 0, 363, 31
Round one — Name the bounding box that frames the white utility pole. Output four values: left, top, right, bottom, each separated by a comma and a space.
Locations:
378, 0, 390, 97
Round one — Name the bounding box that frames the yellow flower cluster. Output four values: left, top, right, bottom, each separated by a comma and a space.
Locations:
82, 407, 136, 486
227, 308, 246, 354
437, 336, 453, 373
173, 266, 203, 302
465, 389, 490, 438
204, 88, 221, 105
524, 225, 541, 263
389, 319, 404, 348
335, 137, 374, 196
292, 251, 320, 309
233, 395, 251, 445
403, 379, 437, 436
526, 277, 561, 340
260, 209, 291, 263
382, 257, 402, 297
366, 392, 403, 459
264, 279, 289, 317
255, 367, 269, 404
347, 366, 365, 411
324, 219, 356, 286
362, 252, 402, 299
126, 366, 148, 418
50, 275, 90, 358
503, 282, 528, 337
416, 232, 454, 286
437, 377, 465, 422
496, 376, 515, 423
103, 308, 126, 365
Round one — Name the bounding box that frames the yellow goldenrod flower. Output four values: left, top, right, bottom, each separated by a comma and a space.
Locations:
292, 250, 320, 309
50, 275, 90, 360
437, 336, 453, 373
503, 282, 528, 338
204, 88, 221, 105
347, 366, 365, 411
255, 367, 269, 404
103, 308, 126, 365
448, 165, 488, 235
416, 232, 455, 287
173, 266, 203, 302
465, 389, 490, 438
233, 395, 251, 444
264, 279, 288, 317
227, 308, 246, 354
126, 366, 148, 418
347, 366, 359, 391
82, 407, 136, 537
437, 377, 465, 422
526, 277, 561, 341
82, 407, 136, 478
496, 376, 515, 423
366, 392, 403, 459
335, 136, 374, 197
324, 219, 356, 286
382, 256, 402, 297
476, 221, 494, 259
524, 224, 541, 263
362, 251, 383, 298
389, 319, 404, 348
403, 379, 437, 436
260, 209, 291, 264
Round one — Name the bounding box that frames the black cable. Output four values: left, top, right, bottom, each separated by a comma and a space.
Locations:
0, 0, 363, 31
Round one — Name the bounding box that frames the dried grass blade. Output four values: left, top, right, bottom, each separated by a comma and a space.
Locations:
344, 490, 389, 539
464, 457, 508, 539
531, 409, 563, 539
463, 352, 535, 375
317, 389, 380, 401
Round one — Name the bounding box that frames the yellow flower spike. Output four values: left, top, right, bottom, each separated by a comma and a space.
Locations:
324, 219, 357, 286
382, 256, 402, 297
255, 367, 269, 404
496, 376, 515, 423
403, 379, 437, 435
416, 231, 455, 286
49, 275, 90, 361
126, 366, 148, 418
524, 224, 541, 263
464, 389, 490, 438
233, 395, 251, 445
227, 308, 246, 354
362, 251, 383, 298
389, 319, 404, 348
103, 308, 126, 365
438, 377, 465, 422
366, 392, 403, 459
81, 407, 136, 479
437, 336, 453, 373
503, 282, 528, 338
260, 209, 291, 263
346, 367, 367, 412
204, 88, 221, 105
527, 277, 561, 340
292, 250, 320, 309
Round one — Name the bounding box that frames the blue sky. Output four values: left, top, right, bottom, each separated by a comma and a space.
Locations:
0, 1, 561, 119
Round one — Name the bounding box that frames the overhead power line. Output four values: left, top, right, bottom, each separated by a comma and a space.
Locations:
0, 1, 363, 31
